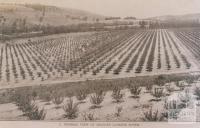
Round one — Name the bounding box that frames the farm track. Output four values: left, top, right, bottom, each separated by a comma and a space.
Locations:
0, 29, 199, 89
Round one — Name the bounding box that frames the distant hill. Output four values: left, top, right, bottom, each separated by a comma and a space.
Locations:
147, 13, 200, 22
0, 3, 104, 27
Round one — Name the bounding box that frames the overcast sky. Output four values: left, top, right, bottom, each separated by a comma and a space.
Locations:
0, 0, 200, 18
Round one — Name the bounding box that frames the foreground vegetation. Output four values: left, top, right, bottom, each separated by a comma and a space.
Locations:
0, 74, 199, 121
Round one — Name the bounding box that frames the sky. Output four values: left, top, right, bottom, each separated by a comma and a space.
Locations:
0, 0, 200, 18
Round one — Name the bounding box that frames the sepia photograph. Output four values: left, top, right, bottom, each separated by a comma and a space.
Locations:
0, 0, 200, 127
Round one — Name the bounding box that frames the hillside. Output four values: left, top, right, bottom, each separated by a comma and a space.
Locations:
0, 3, 104, 27
147, 13, 200, 21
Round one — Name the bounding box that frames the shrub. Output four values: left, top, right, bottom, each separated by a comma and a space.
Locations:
11, 90, 32, 112
185, 77, 195, 85
142, 108, 163, 121
37, 87, 54, 104
115, 106, 123, 117
145, 84, 153, 93
151, 87, 164, 101
31, 91, 37, 101
178, 89, 191, 108
162, 99, 181, 119
26, 103, 46, 120
75, 89, 88, 102
90, 90, 105, 108
164, 99, 178, 110
52, 92, 64, 108
43, 93, 52, 103
111, 87, 124, 103
129, 85, 142, 98
194, 87, 200, 100
63, 98, 79, 119
163, 99, 174, 118
154, 75, 166, 86
175, 81, 185, 91
11, 91, 46, 120
82, 112, 96, 121
166, 85, 175, 94
142, 103, 152, 109
196, 101, 200, 107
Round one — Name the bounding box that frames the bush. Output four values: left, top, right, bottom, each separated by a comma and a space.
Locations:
185, 77, 195, 85
90, 90, 105, 108
166, 85, 175, 94
142, 108, 163, 121
115, 106, 123, 117
26, 102, 46, 120
164, 99, 178, 110
31, 91, 37, 101
37, 88, 53, 103
163, 99, 174, 117
11, 90, 32, 112
154, 75, 166, 86
82, 112, 96, 121
175, 81, 185, 91
145, 84, 153, 93
52, 92, 64, 108
151, 87, 164, 101
111, 87, 124, 103
129, 85, 142, 98
43, 93, 52, 103
194, 87, 200, 100
11, 90, 46, 120
178, 89, 191, 108
63, 98, 79, 119
162, 99, 181, 119
75, 89, 88, 102
13, 95, 30, 111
